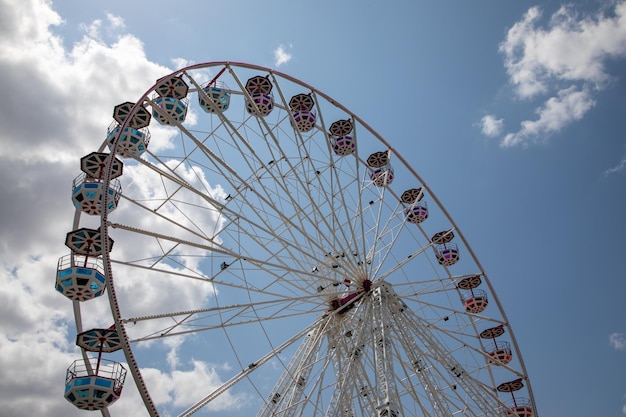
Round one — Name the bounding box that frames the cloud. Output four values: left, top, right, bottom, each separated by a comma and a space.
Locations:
0, 0, 232, 415
500, 3, 626, 99
171, 56, 194, 70
273, 44, 293, 66
479, 115, 504, 137
501, 86, 595, 147
0, 326, 82, 417
106, 12, 125, 29
483, 2, 626, 147
604, 156, 626, 176
139, 361, 249, 413
610, 332, 626, 350
0, 0, 247, 412
79, 13, 126, 41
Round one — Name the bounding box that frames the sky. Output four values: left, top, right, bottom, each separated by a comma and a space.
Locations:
1, 0, 626, 416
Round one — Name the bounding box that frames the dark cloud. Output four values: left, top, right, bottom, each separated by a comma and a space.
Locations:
0, 158, 75, 258
0, 1, 172, 415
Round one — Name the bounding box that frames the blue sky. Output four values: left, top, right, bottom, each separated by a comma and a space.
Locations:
1, 0, 626, 416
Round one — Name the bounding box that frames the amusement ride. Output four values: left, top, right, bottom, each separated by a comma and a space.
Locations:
56, 62, 537, 417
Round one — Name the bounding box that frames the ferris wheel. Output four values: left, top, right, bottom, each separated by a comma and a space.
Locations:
56, 62, 537, 417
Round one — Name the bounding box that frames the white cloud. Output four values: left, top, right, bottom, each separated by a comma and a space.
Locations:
484, 2, 626, 146
479, 115, 504, 137
604, 156, 626, 176
501, 86, 595, 147
0, 327, 83, 417
500, 3, 626, 99
79, 18, 103, 39
170, 361, 248, 410
273, 44, 293, 66
499, 6, 550, 99
138, 361, 249, 413
610, 332, 626, 350
79, 13, 125, 41
171, 56, 193, 70
106, 12, 125, 29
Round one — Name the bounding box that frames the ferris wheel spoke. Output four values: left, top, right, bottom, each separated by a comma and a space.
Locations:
112, 242, 331, 307
120, 157, 223, 239
267, 78, 361, 256
108, 221, 335, 292
122, 293, 323, 324
340, 122, 370, 267
321, 162, 366, 266
111, 257, 298, 298
127, 307, 323, 344
325, 173, 366, 271
229, 170, 364, 285
364, 187, 393, 277
371, 216, 408, 279
403, 295, 503, 328
241, 74, 370, 278
371, 232, 434, 284
162, 132, 339, 273
390, 272, 483, 292
352, 150, 395, 263
253, 157, 364, 270
232, 69, 368, 270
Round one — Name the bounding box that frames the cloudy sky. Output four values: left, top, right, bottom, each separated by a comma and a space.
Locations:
1, 0, 626, 416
